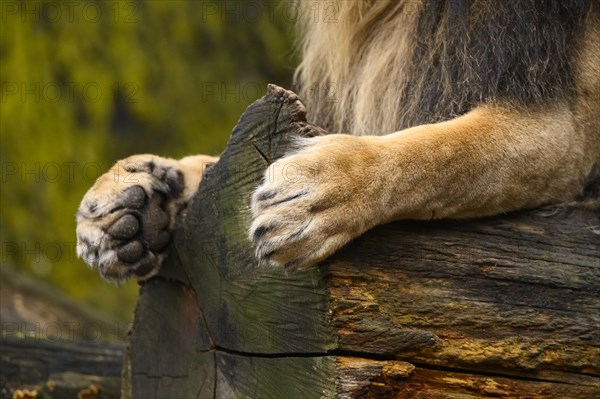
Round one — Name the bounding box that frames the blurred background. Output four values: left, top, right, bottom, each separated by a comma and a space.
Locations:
1, 0, 296, 332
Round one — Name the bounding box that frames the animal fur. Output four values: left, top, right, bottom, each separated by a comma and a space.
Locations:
296, 0, 594, 133
77, 0, 600, 280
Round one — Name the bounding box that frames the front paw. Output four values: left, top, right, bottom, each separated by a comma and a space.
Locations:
76, 155, 185, 283
249, 135, 383, 269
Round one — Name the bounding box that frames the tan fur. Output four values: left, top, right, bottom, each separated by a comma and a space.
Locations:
295, 0, 599, 136
573, 5, 600, 179
294, 0, 420, 135
78, 1, 599, 279
76, 154, 217, 282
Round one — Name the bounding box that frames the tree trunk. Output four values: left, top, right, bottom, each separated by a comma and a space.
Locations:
124, 85, 600, 399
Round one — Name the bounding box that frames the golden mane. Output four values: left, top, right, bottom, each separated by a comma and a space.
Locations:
294, 0, 593, 136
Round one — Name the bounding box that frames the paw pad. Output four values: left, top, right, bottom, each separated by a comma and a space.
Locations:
107, 214, 139, 239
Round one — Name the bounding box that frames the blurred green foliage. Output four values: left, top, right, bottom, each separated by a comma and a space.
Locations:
1, 0, 296, 322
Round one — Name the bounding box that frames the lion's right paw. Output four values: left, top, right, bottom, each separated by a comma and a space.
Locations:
76, 155, 187, 283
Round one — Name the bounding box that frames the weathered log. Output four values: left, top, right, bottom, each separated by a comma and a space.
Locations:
0, 265, 126, 343
0, 265, 127, 398
0, 338, 123, 399
124, 85, 600, 398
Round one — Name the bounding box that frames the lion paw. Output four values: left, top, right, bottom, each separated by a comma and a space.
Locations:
76, 155, 187, 283
249, 135, 384, 270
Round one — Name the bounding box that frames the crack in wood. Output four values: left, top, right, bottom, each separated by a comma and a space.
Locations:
251, 142, 270, 164
208, 344, 599, 387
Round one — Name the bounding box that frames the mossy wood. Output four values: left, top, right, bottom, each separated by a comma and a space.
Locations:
124, 85, 600, 398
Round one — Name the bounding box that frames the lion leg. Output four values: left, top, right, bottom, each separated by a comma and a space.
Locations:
76, 154, 218, 283
250, 104, 598, 269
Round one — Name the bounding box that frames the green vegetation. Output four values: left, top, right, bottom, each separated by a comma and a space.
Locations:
1, 0, 296, 322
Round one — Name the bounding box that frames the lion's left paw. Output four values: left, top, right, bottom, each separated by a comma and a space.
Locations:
249, 135, 383, 269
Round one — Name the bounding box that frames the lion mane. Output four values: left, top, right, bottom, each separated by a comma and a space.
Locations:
295, 0, 595, 136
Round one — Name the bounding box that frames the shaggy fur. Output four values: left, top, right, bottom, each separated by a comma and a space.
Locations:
296, 0, 593, 133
